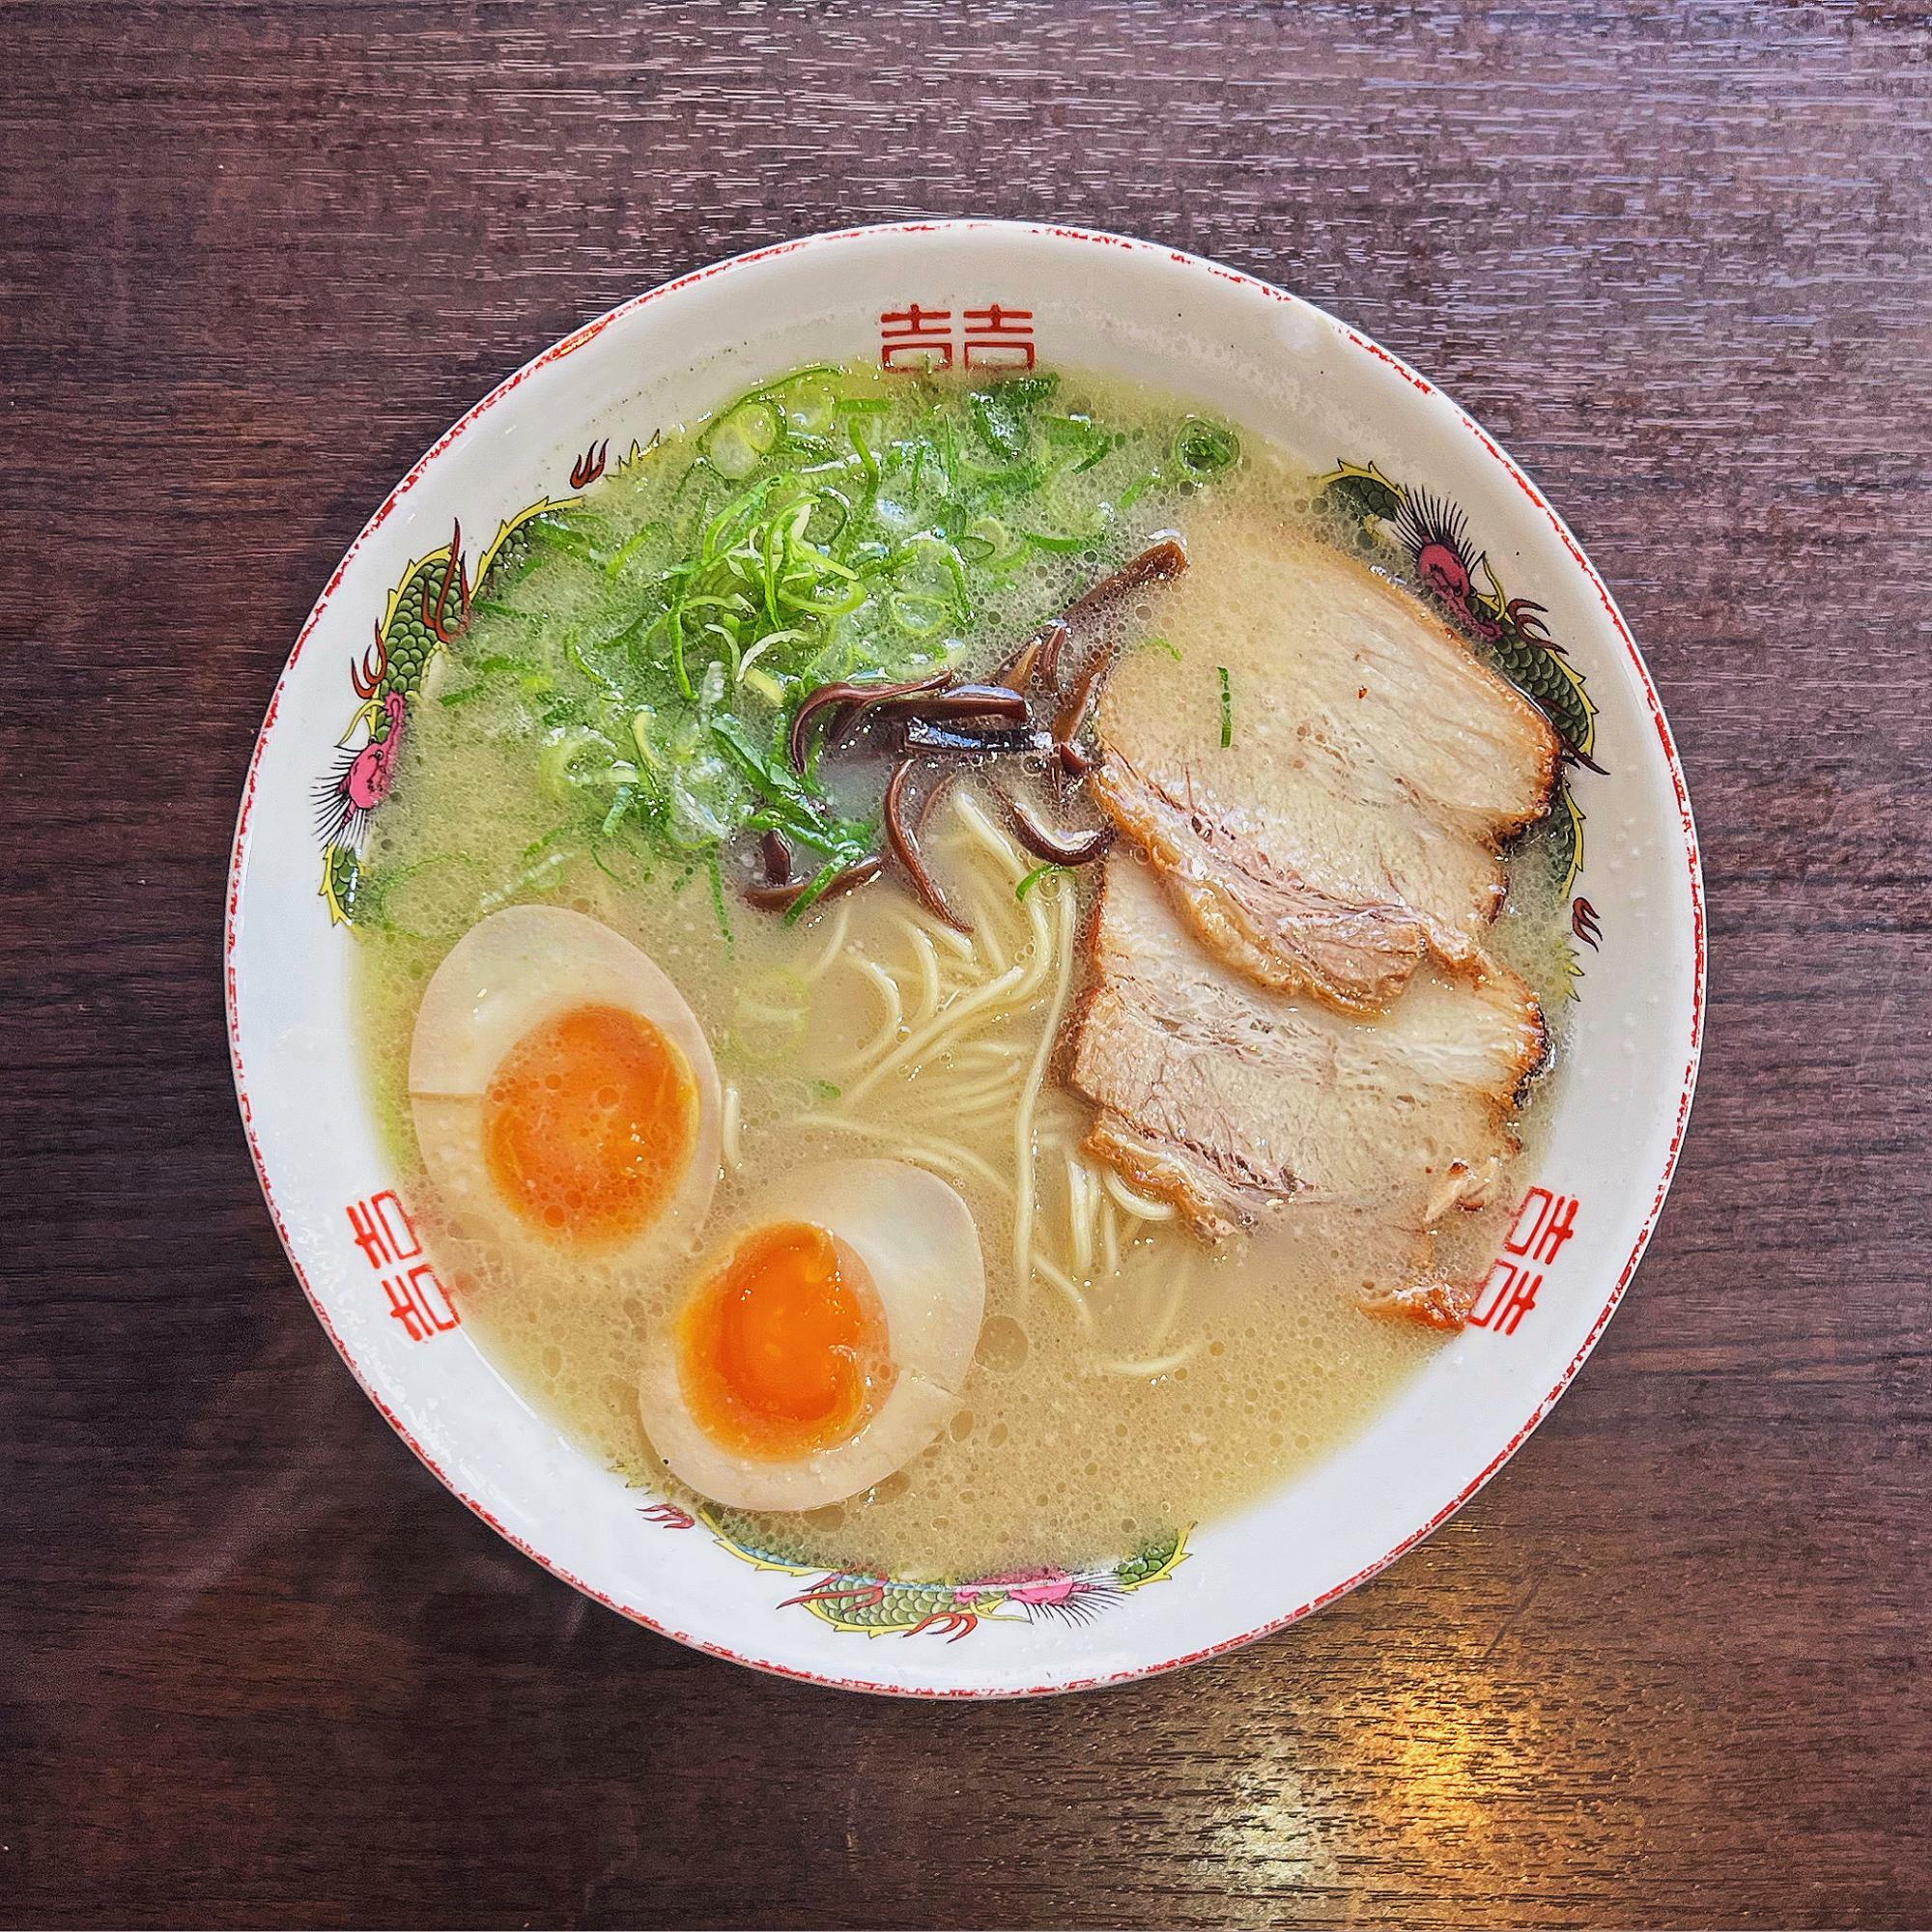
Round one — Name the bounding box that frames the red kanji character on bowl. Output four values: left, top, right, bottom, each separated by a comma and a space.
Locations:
1467, 1260, 1543, 1337
346, 1189, 421, 1269
384, 1263, 461, 1343
962, 303, 1036, 371
880, 304, 953, 370
1505, 1186, 1579, 1266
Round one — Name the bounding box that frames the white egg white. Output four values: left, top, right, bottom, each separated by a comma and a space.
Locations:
639, 1157, 987, 1512
409, 903, 722, 1264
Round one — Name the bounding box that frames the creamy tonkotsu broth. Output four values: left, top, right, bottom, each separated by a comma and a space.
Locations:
348, 360, 1575, 1580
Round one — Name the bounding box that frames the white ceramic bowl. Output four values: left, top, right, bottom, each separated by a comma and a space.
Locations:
227, 220, 1704, 1696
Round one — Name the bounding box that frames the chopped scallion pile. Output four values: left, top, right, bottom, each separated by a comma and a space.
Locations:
361, 359, 1242, 925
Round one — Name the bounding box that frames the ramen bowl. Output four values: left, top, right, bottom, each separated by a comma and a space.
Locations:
226, 220, 1703, 1696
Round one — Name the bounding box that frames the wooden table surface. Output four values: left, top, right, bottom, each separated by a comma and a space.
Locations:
6, 4, 1930, 1926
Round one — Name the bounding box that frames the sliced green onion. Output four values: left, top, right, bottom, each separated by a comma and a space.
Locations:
522, 516, 603, 566
889, 590, 950, 638
470, 597, 547, 625
846, 412, 882, 482
784, 384, 838, 436
537, 724, 620, 797
565, 639, 627, 701
1173, 417, 1240, 479
706, 849, 735, 945
1024, 528, 1099, 555
740, 364, 842, 412
781, 856, 847, 924
601, 784, 639, 837
466, 652, 534, 679
701, 402, 781, 480
604, 521, 667, 580
968, 389, 1025, 461
1043, 413, 1113, 477
666, 599, 694, 700
1016, 862, 1071, 901
1217, 665, 1234, 748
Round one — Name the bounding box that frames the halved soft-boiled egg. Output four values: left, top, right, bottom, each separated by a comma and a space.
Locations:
409, 904, 721, 1263
639, 1158, 986, 1511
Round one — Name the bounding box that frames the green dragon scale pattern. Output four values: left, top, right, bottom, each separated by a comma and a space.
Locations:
372, 554, 459, 725
1490, 624, 1595, 759
637, 1494, 1189, 1643
317, 505, 562, 924
1313, 459, 1605, 956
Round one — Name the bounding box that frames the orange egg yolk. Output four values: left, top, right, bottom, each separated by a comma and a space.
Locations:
482, 1002, 696, 1247
675, 1222, 894, 1461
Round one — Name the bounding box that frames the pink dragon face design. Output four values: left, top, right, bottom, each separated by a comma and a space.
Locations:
1416, 540, 1472, 605
345, 693, 409, 811
1415, 542, 1504, 639
1394, 491, 1507, 643
956, 1567, 1083, 1607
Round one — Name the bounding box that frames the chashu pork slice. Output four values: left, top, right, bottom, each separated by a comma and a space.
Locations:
1065, 856, 1547, 1321
1093, 507, 1560, 1013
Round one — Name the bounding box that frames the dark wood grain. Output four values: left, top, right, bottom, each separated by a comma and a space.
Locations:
4, 3, 1930, 1925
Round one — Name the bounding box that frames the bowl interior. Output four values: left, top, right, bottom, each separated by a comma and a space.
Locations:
228, 222, 1702, 1696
